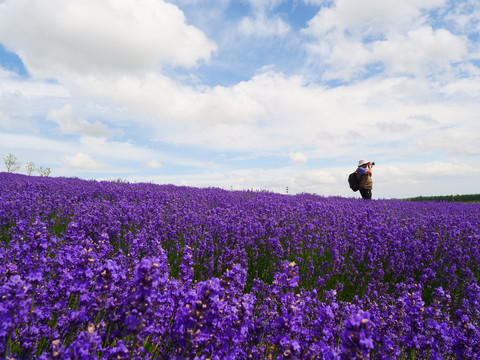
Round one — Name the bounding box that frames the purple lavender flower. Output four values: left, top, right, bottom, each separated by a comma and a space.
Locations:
0, 275, 31, 355
66, 323, 103, 359
179, 245, 194, 284
340, 310, 375, 359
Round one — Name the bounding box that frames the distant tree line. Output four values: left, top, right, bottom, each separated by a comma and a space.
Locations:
3, 153, 51, 177
406, 194, 480, 203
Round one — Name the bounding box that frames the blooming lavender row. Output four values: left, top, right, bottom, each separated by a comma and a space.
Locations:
1, 172, 479, 359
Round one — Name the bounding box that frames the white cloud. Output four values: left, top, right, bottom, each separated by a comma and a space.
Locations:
160, 73, 428, 150
62, 152, 106, 171
72, 72, 268, 128
0, 131, 200, 177
414, 128, 480, 157
246, 0, 284, 11
441, 77, 480, 98
47, 104, 121, 138
0, 133, 75, 154
303, 0, 472, 80
72, 69, 476, 165
0, 0, 216, 79
0, 67, 16, 78
233, 0, 290, 38
290, 169, 337, 192
290, 152, 307, 164
144, 160, 162, 169
444, 0, 480, 33
238, 14, 290, 37
0, 93, 15, 129
0, 74, 69, 99
305, 0, 446, 36
375, 161, 480, 186
77, 136, 158, 164
370, 27, 469, 76
0, 62, 69, 131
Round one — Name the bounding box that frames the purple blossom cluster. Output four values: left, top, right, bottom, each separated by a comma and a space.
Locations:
1, 172, 479, 359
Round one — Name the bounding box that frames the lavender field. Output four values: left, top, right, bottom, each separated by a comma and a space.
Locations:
1, 172, 479, 359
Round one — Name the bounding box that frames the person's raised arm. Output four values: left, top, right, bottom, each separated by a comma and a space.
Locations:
365, 162, 373, 176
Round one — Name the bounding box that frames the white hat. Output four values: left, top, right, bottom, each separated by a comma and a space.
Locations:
358, 159, 369, 166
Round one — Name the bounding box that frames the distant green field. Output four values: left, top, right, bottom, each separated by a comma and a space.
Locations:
405, 193, 480, 203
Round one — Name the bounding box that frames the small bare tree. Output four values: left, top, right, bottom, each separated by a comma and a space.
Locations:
25, 162, 37, 176
38, 166, 51, 177
4, 153, 21, 173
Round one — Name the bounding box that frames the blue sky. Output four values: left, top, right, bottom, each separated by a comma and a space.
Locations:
0, 0, 479, 198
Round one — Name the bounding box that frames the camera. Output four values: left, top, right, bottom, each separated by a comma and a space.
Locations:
371, 162, 375, 166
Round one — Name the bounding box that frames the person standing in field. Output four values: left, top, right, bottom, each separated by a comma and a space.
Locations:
357, 159, 373, 199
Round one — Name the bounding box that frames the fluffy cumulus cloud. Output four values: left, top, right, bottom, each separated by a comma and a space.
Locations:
290, 152, 307, 164
303, 0, 473, 80
144, 71, 475, 161
369, 27, 469, 76
62, 152, 105, 171
0, 0, 216, 79
47, 105, 121, 138
76, 73, 267, 128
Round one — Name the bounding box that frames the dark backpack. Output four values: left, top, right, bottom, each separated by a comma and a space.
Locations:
348, 171, 360, 192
